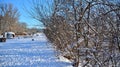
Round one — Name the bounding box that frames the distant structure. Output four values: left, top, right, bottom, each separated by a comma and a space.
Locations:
3, 32, 15, 39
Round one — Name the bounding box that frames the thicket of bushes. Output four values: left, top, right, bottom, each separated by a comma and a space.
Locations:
28, 0, 120, 67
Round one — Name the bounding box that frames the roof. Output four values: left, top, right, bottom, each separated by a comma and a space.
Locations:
6, 32, 15, 35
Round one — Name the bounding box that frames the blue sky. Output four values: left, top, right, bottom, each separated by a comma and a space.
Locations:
1, 0, 44, 29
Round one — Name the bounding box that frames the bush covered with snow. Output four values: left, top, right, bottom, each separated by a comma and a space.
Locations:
28, 0, 120, 67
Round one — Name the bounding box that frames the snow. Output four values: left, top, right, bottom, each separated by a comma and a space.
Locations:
58, 56, 72, 63
6, 32, 15, 34
0, 33, 72, 67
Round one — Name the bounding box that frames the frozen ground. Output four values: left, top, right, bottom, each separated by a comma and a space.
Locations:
0, 33, 72, 67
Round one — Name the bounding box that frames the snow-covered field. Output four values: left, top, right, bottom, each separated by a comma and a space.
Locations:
0, 33, 72, 67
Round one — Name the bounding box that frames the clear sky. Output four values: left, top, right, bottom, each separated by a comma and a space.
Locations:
1, 0, 44, 29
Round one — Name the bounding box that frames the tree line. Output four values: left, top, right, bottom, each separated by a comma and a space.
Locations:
0, 3, 27, 34
28, 0, 120, 67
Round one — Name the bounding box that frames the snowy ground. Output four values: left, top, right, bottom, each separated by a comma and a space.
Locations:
0, 33, 72, 67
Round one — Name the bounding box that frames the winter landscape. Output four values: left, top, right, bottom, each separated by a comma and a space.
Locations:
0, 0, 120, 67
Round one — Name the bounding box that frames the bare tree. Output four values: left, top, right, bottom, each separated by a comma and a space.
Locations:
0, 3, 20, 33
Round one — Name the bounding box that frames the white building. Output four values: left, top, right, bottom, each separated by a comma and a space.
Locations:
3, 32, 15, 39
